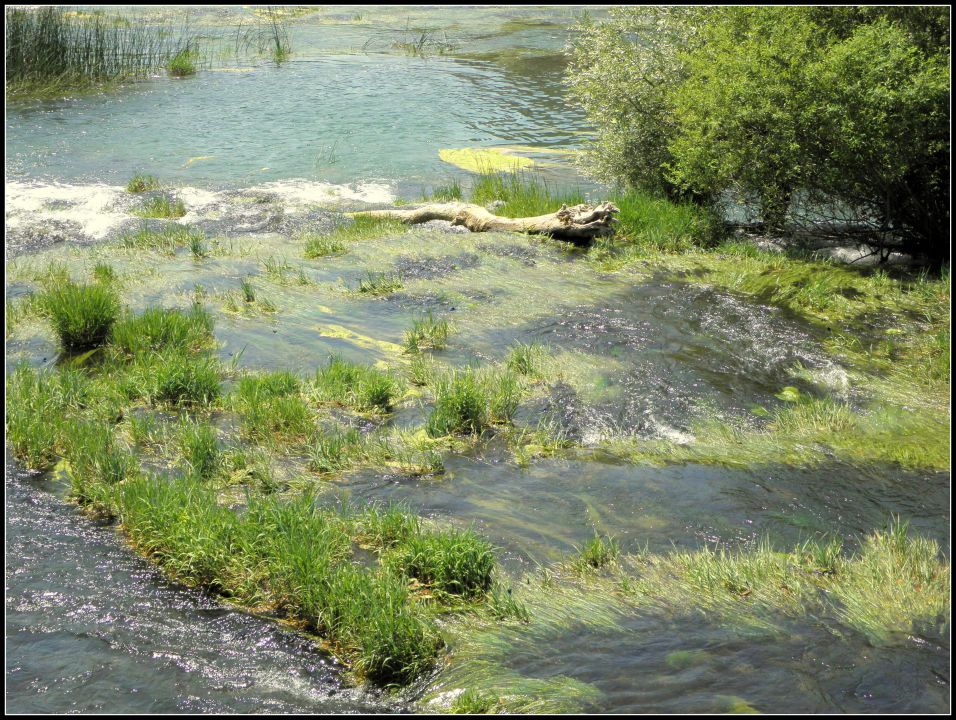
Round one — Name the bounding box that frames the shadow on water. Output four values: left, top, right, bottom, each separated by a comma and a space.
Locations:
4, 453, 398, 714
463, 610, 950, 713
339, 451, 949, 569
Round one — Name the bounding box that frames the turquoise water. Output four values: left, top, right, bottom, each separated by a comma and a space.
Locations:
5, 5, 950, 715
6, 5, 596, 192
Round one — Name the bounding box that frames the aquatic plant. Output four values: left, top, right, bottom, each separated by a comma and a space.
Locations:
386, 527, 496, 599
470, 170, 585, 218
505, 340, 548, 378
177, 418, 222, 480
573, 534, 620, 571
43, 280, 120, 351
239, 277, 256, 302
312, 356, 402, 412
425, 366, 522, 437
302, 233, 348, 258
119, 224, 205, 253
134, 196, 186, 219
109, 305, 214, 359
189, 233, 209, 258
62, 419, 136, 509
122, 351, 222, 407
167, 46, 198, 77
357, 271, 404, 296
91, 262, 117, 284
125, 174, 161, 193
302, 216, 404, 259
5, 6, 204, 97
306, 426, 365, 473
450, 689, 506, 714
426, 178, 463, 202
404, 311, 452, 353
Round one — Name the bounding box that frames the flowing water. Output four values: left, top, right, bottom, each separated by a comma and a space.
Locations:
5, 5, 950, 714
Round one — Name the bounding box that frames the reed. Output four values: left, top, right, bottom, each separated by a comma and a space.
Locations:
6, 6, 203, 98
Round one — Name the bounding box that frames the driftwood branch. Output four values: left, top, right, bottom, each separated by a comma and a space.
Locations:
352, 202, 619, 242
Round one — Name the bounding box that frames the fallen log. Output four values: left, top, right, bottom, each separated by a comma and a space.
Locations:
351, 201, 619, 242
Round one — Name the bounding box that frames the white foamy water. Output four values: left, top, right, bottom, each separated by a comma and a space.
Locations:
5, 179, 396, 253
247, 179, 394, 207
5, 180, 130, 240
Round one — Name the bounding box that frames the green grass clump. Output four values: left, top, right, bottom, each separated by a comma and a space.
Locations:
611, 190, 720, 252
312, 356, 402, 412
426, 178, 463, 202
505, 341, 548, 378
119, 224, 204, 253
387, 528, 496, 599
116, 473, 244, 591
126, 174, 161, 193
574, 534, 620, 571
404, 311, 451, 353
470, 170, 585, 218
109, 305, 214, 359
91, 262, 117, 284
134, 196, 186, 219
178, 418, 222, 480
122, 352, 221, 407
43, 280, 120, 351
5, 365, 78, 468
425, 366, 522, 437
831, 518, 951, 644
450, 689, 505, 714
306, 426, 366, 473
302, 216, 405, 259
166, 47, 198, 77
62, 419, 136, 507
302, 233, 348, 258
356, 271, 404, 295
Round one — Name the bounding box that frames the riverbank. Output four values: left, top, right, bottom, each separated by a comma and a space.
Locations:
5, 170, 950, 712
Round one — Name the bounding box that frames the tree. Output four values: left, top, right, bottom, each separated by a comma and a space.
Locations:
565, 7, 704, 198
567, 7, 951, 261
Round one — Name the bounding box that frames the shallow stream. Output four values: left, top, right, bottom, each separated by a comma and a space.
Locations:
5, 5, 950, 714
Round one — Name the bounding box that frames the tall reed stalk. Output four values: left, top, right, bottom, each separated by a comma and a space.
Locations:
5, 6, 202, 97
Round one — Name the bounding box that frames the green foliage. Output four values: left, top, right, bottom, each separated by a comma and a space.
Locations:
126, 174, 161, 193
470, 170, 585, 218
177, 418, 222, 480
119, 224, 205, 253
387, 527, 496, 598
302, 216, 404, 258
167, 47, 198, 77
110, 305, 214, 358
505, 341, 548, 378
570, 6, 951, 259
425, 366, 522, 437
123, 351, 221, 407
574, 534, 620, 571
404, 311, 451, 353
356, 271, 404, 295
43, 280, 120, 351
5, 6, 202, 97
134, 196, 186, 219
313, 356, 402, 412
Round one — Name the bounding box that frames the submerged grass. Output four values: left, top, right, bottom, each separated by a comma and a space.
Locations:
302, 216, 405, 259
119, 224, 205, 253
426, 366, 522, 437
404, 311, 451, 353
312, 356, 402, 412
134, 196, 186, 219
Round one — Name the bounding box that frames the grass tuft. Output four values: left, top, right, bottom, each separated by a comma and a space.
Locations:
43, 281, 120, 351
